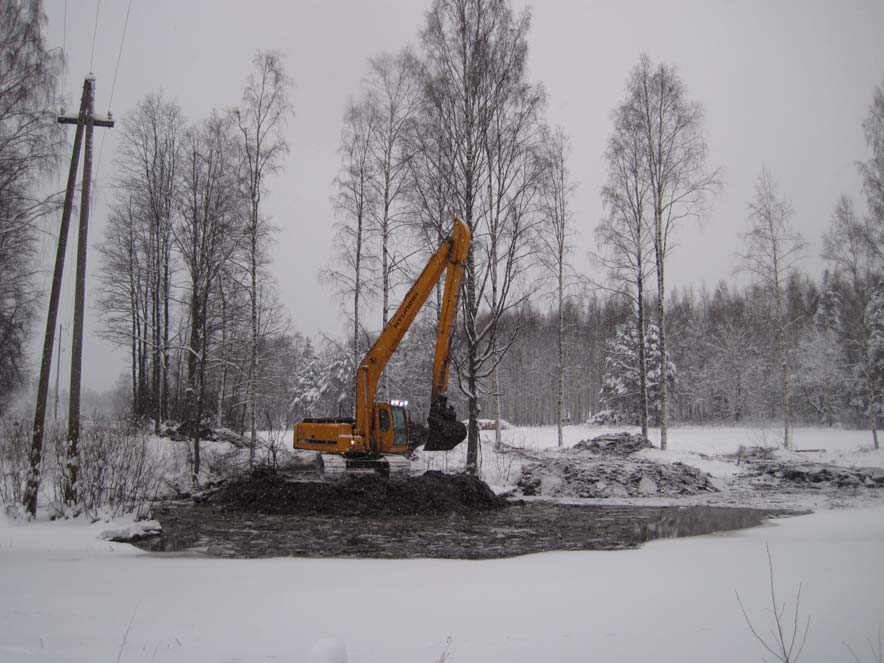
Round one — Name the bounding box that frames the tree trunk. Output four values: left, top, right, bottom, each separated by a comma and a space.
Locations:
557, 255, 565, 448
654, 202, 669, 450
635, 247, 649, 438
248, 205, 259, 466
187, 287, 202, 484
353, 200, 364, 415
216, 282, 228, 429
162, 225, 171, 421
493, 348, 502, 450
779, 314, 791, 450
465, 236, 480, 475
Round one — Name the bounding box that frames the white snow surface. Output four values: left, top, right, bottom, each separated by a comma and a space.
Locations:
1, 424, 883, 662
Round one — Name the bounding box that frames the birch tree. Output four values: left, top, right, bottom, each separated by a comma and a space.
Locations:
96, 197, 149, 416
624, 54, 720, 449
537, 127, 575, 447
419, 0, 544, 474
365, 52, 419, 337
176, 113, 243, 483
597, 97, 656, 438
235, 51, 292, 464
740, 167, 806, 449
0, 0, 63, 412
323, 97, 377, 411
115, 93, 184, 428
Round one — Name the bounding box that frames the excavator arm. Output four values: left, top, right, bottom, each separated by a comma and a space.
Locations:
354, 218, 470, 452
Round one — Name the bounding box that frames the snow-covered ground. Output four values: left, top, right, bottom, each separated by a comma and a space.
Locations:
2, 424, 883, 662
1, 501, 883, 662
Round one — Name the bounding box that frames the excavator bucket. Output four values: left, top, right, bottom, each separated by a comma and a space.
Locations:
423, 397, 467, 452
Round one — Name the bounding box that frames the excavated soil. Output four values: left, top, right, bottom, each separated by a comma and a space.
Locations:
516, 432, 719, 498
740, 461, 884, 490
204, 468, 507, 516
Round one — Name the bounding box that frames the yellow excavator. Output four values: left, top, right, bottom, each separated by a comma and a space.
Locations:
294, 218, 471, 478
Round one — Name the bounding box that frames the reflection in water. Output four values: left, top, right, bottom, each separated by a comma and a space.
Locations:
631, 506, 777, 542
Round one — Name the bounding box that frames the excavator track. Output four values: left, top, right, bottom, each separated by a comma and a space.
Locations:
384, 454, 412, 479
317, 453, 348, 480
317, 453, 412, 481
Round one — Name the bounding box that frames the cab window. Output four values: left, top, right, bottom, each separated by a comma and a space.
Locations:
391, 407, 408, 446
378, 408, 390, 432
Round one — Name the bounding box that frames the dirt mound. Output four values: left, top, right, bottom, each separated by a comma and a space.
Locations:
517, 453, 718, 499
205, 468, 507, 516
743, 462, 884, 489
573, 432, 653, 455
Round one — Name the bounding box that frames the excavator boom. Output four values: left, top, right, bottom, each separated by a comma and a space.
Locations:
354, 218, 470, 451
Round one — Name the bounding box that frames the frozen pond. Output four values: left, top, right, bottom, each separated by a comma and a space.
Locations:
135, 500, 798, 559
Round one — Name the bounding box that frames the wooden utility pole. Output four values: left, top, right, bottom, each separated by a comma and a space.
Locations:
23, 76, 113, 517
64, 76, 114, 507
24, 81, 88, 517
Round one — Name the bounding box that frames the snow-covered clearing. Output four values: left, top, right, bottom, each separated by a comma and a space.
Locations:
2, 424, 883, 662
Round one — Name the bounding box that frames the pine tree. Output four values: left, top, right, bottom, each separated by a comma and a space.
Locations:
290, 338, 320, 419
794, 271, 846, 426
599, 318, 642, 423
815, 271, 842, 334
600, 319, 676, 425
645, 323, 677, 425
857, 283, 884, 443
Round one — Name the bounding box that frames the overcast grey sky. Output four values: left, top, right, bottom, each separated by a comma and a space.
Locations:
36, 0, 884, 392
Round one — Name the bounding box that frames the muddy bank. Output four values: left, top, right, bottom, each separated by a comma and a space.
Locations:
139, 498, 791, 559
741, 461, 884, 489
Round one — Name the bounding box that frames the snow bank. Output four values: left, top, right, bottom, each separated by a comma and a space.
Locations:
99, 519, 162, 542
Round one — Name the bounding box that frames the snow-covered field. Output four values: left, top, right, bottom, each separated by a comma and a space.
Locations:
2, 424, 883, 663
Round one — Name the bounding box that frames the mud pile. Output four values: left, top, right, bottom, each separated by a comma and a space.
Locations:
743, 462, 884, 489
573, 432, 653, 456
517, 432, 718, 498
205, 468, 507, 516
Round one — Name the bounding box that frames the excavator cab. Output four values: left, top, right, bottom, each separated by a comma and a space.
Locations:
375, 401, 410, 452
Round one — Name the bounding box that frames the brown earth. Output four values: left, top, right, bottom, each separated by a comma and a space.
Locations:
203, 468, 507, 516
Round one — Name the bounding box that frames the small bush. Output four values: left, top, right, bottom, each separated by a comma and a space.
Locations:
46, 420, 167, 519
0, 416, 31, 506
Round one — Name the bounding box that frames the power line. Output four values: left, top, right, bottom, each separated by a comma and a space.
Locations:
61, 0, 67, 99
95, 0, 133, 209
107, 0, 133, 113
89, 0, 101, 73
